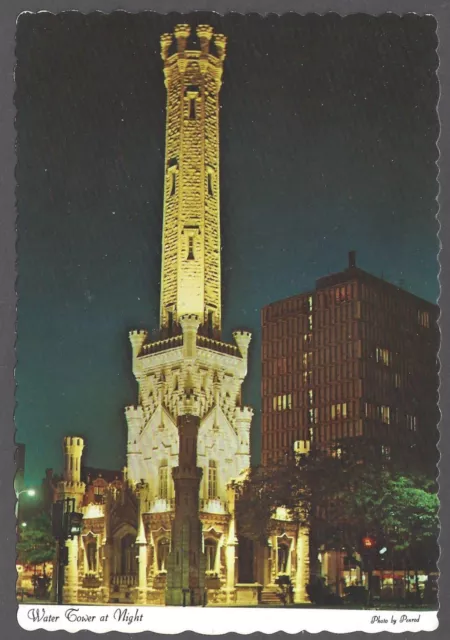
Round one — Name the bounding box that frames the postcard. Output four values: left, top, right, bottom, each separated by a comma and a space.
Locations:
14, 10, 440, 634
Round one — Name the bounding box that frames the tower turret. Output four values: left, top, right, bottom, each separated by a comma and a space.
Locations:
233, 330, 252, 375
129, 330, 148, 359
63, 436, 84, 484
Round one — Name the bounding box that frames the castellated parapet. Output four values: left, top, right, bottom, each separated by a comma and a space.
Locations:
232, 331, 252, 377
129, 330, 148, 358
180, 314, 201, 359
235, 405, 254, 422
63, 436, 84, 483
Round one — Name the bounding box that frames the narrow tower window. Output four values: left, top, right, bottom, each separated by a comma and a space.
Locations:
189, 96, 196, 120
187, 236, 195, 260
170, 171, 176, 196
208, 460, 217, 499
207, 171, 214, 196
207, 310, 214, 336
159, 461, 168, 500
167, 310, 173, 336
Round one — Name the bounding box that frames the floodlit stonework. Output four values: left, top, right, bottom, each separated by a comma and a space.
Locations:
57, 24, 310, 606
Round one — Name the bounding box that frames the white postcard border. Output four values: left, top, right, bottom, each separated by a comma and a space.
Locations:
18, 604, 438, 634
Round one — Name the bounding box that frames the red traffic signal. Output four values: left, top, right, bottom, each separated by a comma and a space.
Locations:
362, 536, 375, 549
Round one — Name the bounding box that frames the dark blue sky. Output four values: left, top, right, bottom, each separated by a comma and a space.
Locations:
15, 12, 439, 486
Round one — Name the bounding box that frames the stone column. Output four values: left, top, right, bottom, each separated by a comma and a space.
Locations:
224, 483, 238, 603
137, 544, 148, 604
294, 527, 310, 604
101, 490, 112, 603
136, 483, 148, 604
64, 537, 79, 603
165, 413, 205, 606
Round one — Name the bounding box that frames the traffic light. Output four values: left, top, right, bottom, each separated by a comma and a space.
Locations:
52, 501, 64, 538
359, 534, 389, 571
362, 536, 375, 550
359, 535, 377, 568
60, 545, 69, 566
65, 511, 84, 539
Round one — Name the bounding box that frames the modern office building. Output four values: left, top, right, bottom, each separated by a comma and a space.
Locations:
261, 251, 439, 471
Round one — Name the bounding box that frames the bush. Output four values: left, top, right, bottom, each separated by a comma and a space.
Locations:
306, 577, 343, 606
344, 585, 368, 605
275, 575, 294, 605
31, 574, 52, 600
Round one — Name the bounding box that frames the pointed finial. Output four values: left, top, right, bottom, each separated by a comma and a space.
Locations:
160, 33, 173, 60
214, 33, 227, 60
174, 24, 191, 53
197, 25, 214, 54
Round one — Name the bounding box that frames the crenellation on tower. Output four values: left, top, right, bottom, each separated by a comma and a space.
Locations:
160, 33, 173, 61
129, 330, 148, 364
63, 436, 84, 484
213, 33, 227, 60
173, 24, 191, 53
196, 24, 214, 54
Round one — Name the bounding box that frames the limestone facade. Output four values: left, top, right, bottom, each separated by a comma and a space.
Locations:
56, 24, 310, 606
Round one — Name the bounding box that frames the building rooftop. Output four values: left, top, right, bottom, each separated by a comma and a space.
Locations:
263, 251, 438, 312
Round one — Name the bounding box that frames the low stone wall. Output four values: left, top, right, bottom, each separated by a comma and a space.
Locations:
77, 587, 105, 604
146, 589, 165, 605
235, 583, 262, 605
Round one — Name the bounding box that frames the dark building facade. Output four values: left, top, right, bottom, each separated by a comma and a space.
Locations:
261, 252, 439, 471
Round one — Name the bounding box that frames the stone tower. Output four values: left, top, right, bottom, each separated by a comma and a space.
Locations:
159, 24, 226, 338
57, 437, 86, 603
125, 24, 253, 606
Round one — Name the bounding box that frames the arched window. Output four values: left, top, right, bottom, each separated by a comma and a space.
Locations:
208, 460, 217, 499
157, 537, 170, 572
205, 538, 218, 573
159, 460, 168, 500
86, 540, 97, 573
121, 534, 137, 575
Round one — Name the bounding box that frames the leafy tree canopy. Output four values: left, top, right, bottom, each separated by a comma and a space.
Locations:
236, 438, 439, 568
17, 510, 56, 566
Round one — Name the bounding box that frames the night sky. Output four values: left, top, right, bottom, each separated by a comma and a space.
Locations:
15, 12, 439, 487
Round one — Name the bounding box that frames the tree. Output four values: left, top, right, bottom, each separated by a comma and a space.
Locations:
235, 446, 343, 544
17, 510, 56, 568
374, 474, 439, 602
236, 440, 439, 603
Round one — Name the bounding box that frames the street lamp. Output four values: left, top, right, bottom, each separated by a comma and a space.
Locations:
15, 488, 36, 519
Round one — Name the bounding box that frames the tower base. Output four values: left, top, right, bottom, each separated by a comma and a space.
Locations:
165, 587, 205, 607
